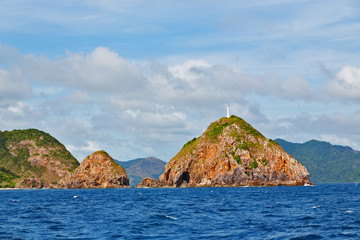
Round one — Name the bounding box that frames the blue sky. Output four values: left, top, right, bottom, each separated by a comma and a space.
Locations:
1, 0, 360, 161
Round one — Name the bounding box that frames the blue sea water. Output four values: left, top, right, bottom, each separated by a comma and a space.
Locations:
0, 184, 359, 239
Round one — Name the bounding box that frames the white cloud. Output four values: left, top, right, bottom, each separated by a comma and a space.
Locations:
7, 101, 33, 115
327, 66, 360, 100
320, 134, 358, 150
148, 59, 316, 105
82, 141, 101, 152
66, 141, 101, 160
21, 46, 147, 95
262, 73, 318, 101
125, 109, 139, 119
0, 68, 31, 102
259, 111, 360, 151
168, 59, 212, 81
1, 44, 360, 160
65, 90, 92, 103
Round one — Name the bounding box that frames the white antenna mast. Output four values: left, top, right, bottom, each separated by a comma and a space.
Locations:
226, 105, 230, 118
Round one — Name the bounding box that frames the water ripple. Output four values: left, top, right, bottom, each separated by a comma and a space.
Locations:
0, 184, 359, 239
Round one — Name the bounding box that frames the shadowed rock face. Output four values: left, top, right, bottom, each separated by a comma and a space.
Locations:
61, 151, 129, 188
158, 116, 311, 187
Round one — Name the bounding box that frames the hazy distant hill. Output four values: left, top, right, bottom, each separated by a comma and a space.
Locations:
116, 157, 166, 186
276, 139, 360, 183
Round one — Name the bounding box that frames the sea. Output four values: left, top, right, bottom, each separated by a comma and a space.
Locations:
0, 183, 359, 240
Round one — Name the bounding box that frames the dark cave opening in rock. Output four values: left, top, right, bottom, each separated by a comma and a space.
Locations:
176, 172, 190, 187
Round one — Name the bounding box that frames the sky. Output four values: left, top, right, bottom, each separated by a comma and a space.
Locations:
1, 0, 360, 162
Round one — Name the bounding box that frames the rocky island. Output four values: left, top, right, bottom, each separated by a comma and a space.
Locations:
60, 150, 129, 188
138, 115, 311, 187
0, 129, 79, 188
0, 129, 129, 189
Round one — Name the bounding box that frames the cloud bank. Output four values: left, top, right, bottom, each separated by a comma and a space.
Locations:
1, 44, 360, 161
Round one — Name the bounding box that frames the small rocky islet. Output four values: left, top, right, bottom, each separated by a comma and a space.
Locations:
0, 115, 312, 189
60, 150, 129, 188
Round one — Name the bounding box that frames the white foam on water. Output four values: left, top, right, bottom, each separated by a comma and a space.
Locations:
166, 215, 177, 220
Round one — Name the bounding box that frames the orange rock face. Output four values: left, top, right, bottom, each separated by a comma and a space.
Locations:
159, 116, 312, 187
61, 150, 129, 188
135, 177, 161, 188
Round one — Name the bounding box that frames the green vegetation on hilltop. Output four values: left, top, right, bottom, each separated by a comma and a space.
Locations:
182, 137, 198, 150
5, 129, 62, 148
268, 139, 279, 147
171, 115, 274, 168
0, 129, 79, 187
205, 115, 264, 142
0, 129, 78, 173
276, 139, 360, 183
206, 122, 228, 140
172, 137, 200, 160
1, 129, 76, 165
0, 131, 36, 174
93, 150, 109, 156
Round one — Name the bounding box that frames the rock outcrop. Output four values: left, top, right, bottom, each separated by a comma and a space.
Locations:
135, 177, 161, 188
0, 129, 79, 188
61, 150, 129, 188
158, 115, 312, 187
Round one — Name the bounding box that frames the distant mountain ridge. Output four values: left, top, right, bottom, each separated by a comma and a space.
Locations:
116, 157, 166, 186
276, 139, 360, 183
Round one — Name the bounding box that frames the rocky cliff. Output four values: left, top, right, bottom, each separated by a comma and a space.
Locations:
0, 129, 79, 188
61, 150, 129, 188
158, 115, 311, 187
